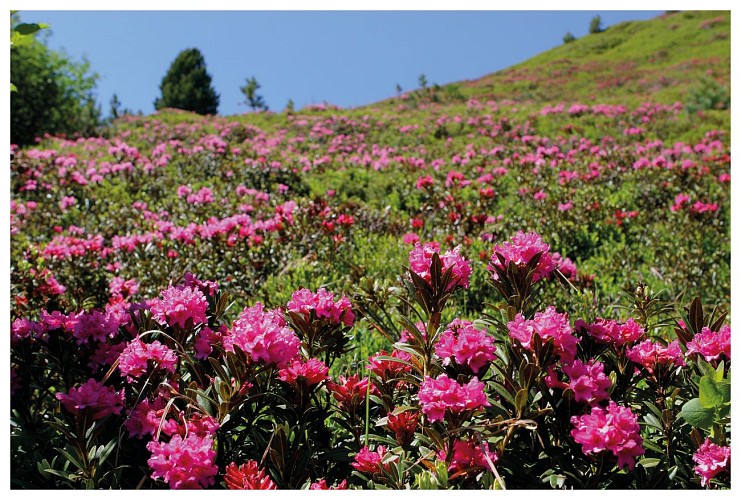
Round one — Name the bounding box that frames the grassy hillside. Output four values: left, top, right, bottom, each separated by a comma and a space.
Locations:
449, 10, 730, 106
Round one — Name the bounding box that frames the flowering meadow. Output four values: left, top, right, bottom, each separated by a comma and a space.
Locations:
10, 11, 730, 490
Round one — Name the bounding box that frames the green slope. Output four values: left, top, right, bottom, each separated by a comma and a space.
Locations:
386, 11, 730, 108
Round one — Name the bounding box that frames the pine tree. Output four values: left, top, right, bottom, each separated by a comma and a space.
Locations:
154, 48, 219, 115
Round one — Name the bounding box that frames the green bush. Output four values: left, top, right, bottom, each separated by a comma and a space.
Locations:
154, 48, 220, 115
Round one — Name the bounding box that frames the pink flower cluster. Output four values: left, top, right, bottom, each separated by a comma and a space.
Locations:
546, 359, 612, 404
692, 438, 730, 487
507, 307, 579, 362
286, 287, 354, 326
438, 439, 498, 474
577, 317, 644, 346
367, 349, 413, 379
146, 434, 218, 489
118, 337, 178, 379
417, 374, 489, 423
409, 241, 472, 290
686, 325, 731, 362
224, 460, 278, 490
352, 445, 397, 475
626, 339, 685, 374
278, 358, 329, 387
223, 302, 300, 368
570, 401, 645, 470
55, 378, 124, 420
435, 319, 496, 374
310, 479, 348, 489
489, 231, 556, 282
327, 374, 376, 412
149, 284, 208, 329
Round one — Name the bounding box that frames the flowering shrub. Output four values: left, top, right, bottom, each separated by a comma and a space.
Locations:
9, 13, 731, 487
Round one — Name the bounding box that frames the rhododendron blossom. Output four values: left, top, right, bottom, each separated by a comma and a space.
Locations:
418, 375, 489, 423
409, 241, 472, 290
367, 349, 412, 379
310, 479, 348, 489
570, 401, 645, 470
55, 378, 124, 420
352, 445, 397, 475
223, 302, 300, 368
438, 439, 498, 474
149, 285, 208, 329
435, 319, 496, 373
327, 374, 376, 411
626, 339, 685, 373
146, 434, 218, 489
507, 307, 579, 362
692, 439, 730, 487
489, 231, 556, 282
286, 287, 354, 326
278, 358, 329, 387
118, 337, 178, 379
546, 359, 612, 404
577, 317, 644, 346
386, 410, 419, 446
685, 325, 731, 362
224, 460, 277, 490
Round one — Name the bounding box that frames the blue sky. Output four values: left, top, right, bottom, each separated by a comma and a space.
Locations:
19, 10, 664, 116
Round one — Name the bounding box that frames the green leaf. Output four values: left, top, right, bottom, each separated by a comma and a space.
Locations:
699, 375, 723, 408
638, 458, 661, 468
514, 388, 528, 416
680, 398, 715, 429
14, 23, 49, 35
10, 83, 17, 92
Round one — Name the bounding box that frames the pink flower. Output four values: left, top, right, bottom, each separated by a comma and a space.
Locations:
577, 317, 644, 346
686, 325, 731, 362
435, 319, 496, 374
352, 445, 397, 475
225, 460, 277, 490
310, 479, 348, 489
416, 175, 435, 189
56, 378, 124, 420
507, 307, 579, 362
223, 302, 300, 368
570, 401, 645, 470
278, 358, 329, 387
150, 285, 208, 329
118, 337, 179, 379
386, 410, 419, 446
367, 349, 412, 379
286, 287, 354, 327
489, 231, 556, 282
146, 434, 218, 489
418, 375, 489, 423
327, 374, 376, 412
72, 310, 121, 345
438, 439, 498, 474
546, 359, 611, 404
124, 397, 167, 438
193, 326, 223, 360
109, 276, 139, 300
626, 339, 685, 374
693, 439, 730, 487
403, 232, 421, 245
552, 252, 578, 280
409, 242, 472, 290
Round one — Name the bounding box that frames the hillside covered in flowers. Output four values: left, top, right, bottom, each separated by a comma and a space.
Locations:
10, 11, 730, 490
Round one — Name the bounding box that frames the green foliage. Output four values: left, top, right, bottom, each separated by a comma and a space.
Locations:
154, 48, 220, 115
10, 15, 100, 146
240, 76, 268, 112
589, 15, 603, 34
562, 32, 576, 44
685, 76, 729, 115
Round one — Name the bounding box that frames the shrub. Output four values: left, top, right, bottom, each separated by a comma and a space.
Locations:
589, 15, 604, 34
